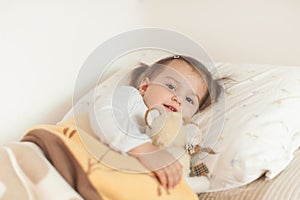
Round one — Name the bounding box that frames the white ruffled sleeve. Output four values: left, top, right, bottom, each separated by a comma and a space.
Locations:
89, 86, 151, 155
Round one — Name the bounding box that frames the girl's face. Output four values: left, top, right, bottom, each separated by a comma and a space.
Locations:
139, 60, 207, 119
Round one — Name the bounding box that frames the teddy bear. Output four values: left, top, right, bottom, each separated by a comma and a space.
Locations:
144, 107, 215, 193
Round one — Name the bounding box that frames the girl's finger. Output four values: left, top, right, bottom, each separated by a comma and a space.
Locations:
156, 170, 167, 189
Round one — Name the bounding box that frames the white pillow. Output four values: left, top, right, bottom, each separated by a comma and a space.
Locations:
195, 63, 300, 191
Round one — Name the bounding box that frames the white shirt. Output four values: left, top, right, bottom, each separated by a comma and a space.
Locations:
89, 86, 151, 155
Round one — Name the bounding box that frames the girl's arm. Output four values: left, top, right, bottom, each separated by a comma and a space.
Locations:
129, 142, 183, 190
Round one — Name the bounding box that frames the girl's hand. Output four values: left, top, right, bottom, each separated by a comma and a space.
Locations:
128, 142, 183, 189
152, 156, 183, 189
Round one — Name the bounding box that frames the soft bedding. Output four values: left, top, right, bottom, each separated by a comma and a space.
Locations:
0, 142, 83, 200
1, 60, 300, 199
1, 116, 300, 200
195, 63, 300, 191
65, 60, 300, 192
0, 114, 198, 200
198, 148, 300, 199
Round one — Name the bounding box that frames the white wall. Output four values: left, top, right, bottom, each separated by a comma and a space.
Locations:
137, 0, 300, 66
1, 0, 299, 144
0, 0, 144, 143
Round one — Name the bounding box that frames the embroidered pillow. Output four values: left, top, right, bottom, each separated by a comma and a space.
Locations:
194, 63, 300, 191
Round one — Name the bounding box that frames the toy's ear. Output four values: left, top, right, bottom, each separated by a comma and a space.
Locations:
183, 121, 204, 146
144, 108, 161, 129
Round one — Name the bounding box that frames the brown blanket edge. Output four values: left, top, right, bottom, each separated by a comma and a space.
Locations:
21, 128, 103, 200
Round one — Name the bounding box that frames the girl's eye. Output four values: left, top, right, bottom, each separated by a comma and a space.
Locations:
166, 84, 175, 91
186, 97, 194, 104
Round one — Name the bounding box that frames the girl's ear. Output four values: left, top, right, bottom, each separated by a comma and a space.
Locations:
139, 77, 150, 96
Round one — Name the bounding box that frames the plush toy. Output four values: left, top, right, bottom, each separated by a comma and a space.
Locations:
144, 107, 215, 193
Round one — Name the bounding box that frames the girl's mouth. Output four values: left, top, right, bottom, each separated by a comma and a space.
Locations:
163, 104, 178, 112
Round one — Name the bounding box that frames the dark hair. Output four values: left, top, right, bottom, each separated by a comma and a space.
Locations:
130, 55, 224, 113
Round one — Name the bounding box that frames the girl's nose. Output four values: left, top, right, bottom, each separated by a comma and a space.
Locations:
171, 95, 181, 106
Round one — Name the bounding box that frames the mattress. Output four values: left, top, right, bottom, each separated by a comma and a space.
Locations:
198, 149, 300, 199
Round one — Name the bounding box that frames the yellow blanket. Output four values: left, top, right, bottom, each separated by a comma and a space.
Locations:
21, 114, 198, 200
